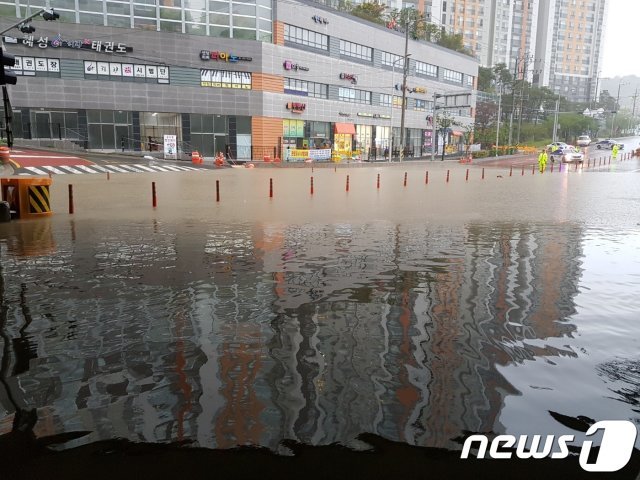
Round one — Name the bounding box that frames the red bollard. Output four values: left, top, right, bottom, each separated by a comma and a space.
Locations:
68, 184, 74, 214
532, 165, 535, 175
465, 168, 469, 181
509, 165, 513, 177
152, 181, 157, 208
404, 172, 407, 187
482, 168, 485, 180
377, 173, 380, 189
446, 170, 450, 183
107, 172, 110, 181
310, 176, 314, 195
521, 165, 525, 176
216, 180, 220, 202
269, 178, 273, 198
425, 171, 429, 184
346, 175, 350, 192
608, 157, 611, 165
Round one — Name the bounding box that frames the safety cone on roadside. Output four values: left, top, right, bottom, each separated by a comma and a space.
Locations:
192, 150, 201, 164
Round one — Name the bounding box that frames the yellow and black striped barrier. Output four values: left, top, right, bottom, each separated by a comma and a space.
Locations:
28, 184, 51, 214
1, 178, 53, 219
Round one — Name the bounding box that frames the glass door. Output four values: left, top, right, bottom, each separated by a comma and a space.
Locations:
35, 112, 51, 138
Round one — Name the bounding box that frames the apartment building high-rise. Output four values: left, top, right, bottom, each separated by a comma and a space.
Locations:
535, 0, 608, 103
424, 0, 608, 102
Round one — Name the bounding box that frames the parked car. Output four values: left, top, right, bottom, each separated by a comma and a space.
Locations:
595, 139, 624, 150
549, 145, 584, 163
577, 135, 591, 147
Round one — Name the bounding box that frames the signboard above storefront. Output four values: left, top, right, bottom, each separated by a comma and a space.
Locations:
357, 112, 391, 119
339, 73, 357, 85
286, 102, 306, 113
200, 50, 252, 62
84, 61, 169, 84
283, 60, 309, 71
3, 35, 132, 54
200, 69, 252, 89
12, 56, 60, 76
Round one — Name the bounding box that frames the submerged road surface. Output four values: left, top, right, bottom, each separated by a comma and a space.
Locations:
1, 159, 640, 478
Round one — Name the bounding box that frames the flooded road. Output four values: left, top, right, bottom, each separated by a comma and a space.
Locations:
1, 162, 639, 463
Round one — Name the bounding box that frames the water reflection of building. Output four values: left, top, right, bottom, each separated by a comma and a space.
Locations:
261, 222, 584, 448
1, 219, 585, 451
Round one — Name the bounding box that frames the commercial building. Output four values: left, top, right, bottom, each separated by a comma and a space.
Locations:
0, 0, 477, 160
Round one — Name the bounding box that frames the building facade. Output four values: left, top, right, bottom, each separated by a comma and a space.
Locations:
535, 0, 608, 103
430, 0, 607, 104
0, 0, 477, 160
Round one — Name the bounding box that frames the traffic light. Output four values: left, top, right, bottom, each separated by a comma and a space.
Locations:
42, 8, 60, 21
0, 48, 17, 86
18, 23, 35, 34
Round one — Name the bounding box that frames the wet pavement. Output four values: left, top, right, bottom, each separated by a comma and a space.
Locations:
1, 158, 640, 478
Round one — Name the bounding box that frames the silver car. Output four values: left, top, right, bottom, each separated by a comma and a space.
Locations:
550, 146, 584, 163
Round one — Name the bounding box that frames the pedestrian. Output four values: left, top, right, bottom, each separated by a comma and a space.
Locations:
384, 146, 389, 160
121, 137, 125, 152
538, 149, 547, 173
612, 143, 619, 161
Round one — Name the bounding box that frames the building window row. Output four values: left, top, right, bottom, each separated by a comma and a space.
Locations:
284, 24, 328, 50
338, 87, 371, 104
381, 51, 404, 68
443, 68, 463, 84
415, 61, 438, 77
339, 39, 372, 61
284, 77, 329, 98
1, 0, 272, 39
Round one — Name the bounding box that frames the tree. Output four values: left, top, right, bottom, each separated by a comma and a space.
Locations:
477, 67, 494, 93
474, 101, 499, 148
350, 2, 386, 24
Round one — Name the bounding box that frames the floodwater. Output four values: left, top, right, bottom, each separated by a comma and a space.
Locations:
1, 161, 639, 456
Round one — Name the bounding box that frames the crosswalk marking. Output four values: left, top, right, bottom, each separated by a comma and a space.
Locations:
42, 165, 68, 175
58, 165, 85, 174
25, 166, 49, 175
15, 163, 205, 176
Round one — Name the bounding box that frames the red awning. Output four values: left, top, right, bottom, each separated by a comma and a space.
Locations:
334, 123, 356, 135
451, 129, 464, 137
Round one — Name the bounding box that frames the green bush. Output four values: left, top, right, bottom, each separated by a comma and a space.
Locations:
472, 150, 489, 158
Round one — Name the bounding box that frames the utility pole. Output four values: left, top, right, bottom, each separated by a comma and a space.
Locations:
610, 80, 625, 138
632, 87, 638, 118
495, 83, 502, 156
552, 94, 560, 143
516, 53, 531, 144
431, 93, 439, 162
507, 54, 520, 147
399, 17, 410, 162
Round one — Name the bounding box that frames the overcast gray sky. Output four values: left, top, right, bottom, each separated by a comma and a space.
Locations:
601, 0, 639, 78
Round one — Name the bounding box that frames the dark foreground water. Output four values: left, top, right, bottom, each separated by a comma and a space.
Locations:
0, 165, 639, 477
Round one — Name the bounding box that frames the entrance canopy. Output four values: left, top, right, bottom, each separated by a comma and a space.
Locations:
334, 123, 356, 135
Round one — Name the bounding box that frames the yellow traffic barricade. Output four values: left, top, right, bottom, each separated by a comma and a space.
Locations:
1, 177, 53, 220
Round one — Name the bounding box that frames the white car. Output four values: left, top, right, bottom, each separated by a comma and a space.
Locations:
550, 146, 584, 163
577, 135, 591, 147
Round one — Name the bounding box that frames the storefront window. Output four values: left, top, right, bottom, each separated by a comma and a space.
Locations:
140, 111, 181, 152
87, 109, 133, 150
